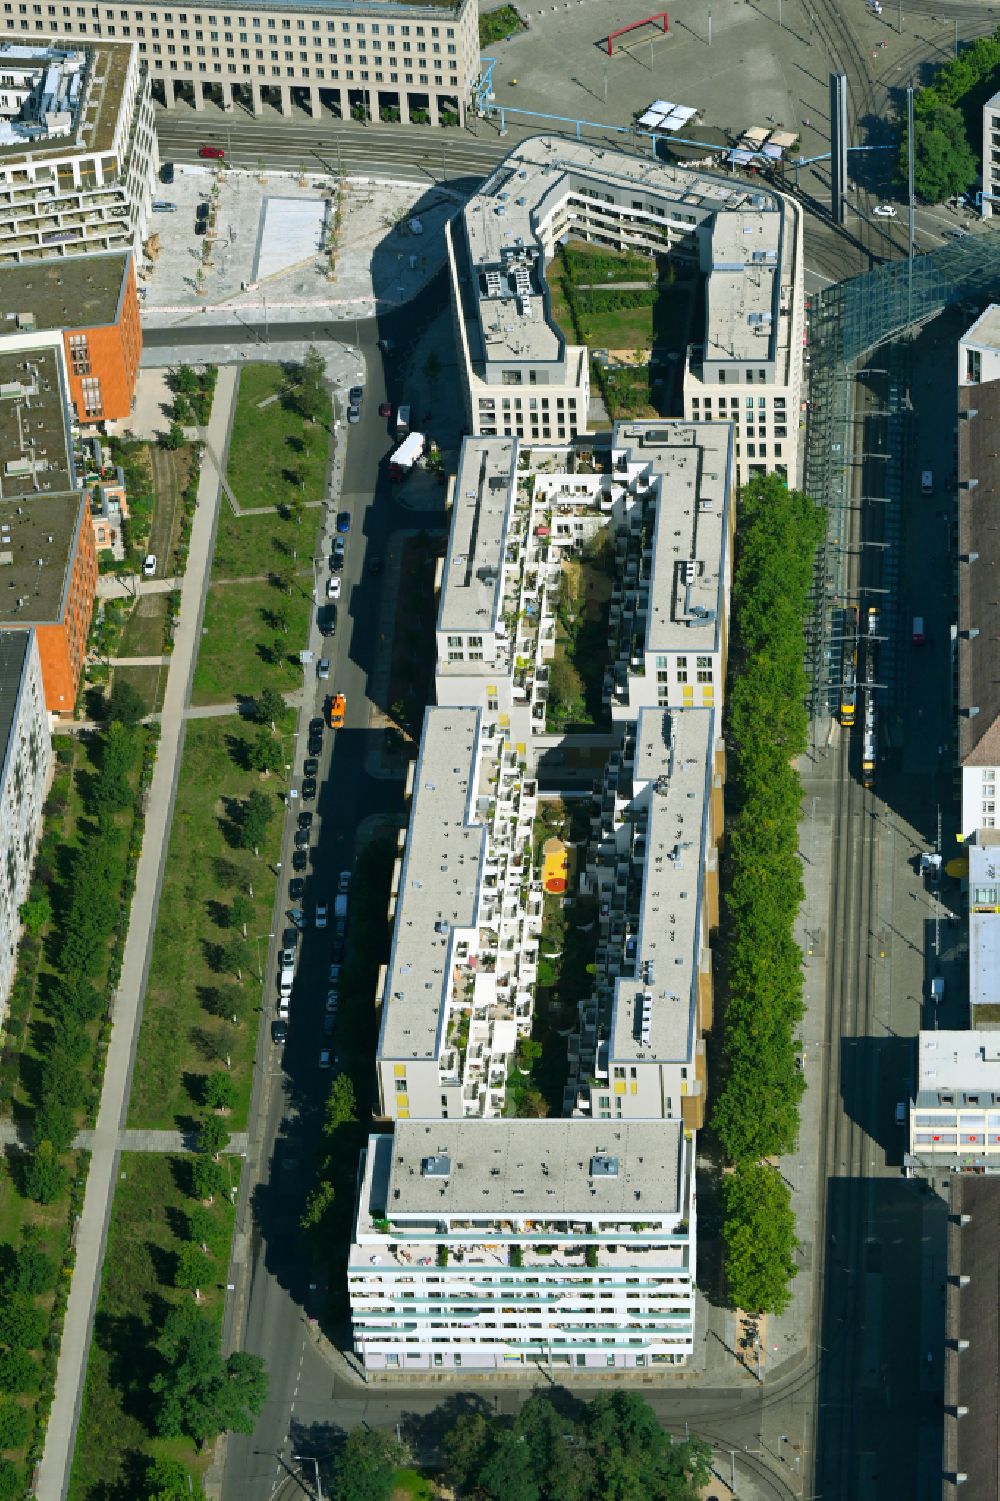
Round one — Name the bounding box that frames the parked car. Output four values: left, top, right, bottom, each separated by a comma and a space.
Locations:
308, 734, 323, 758
294, 828, 310, 849
347, 405, 361, 424
288, 877, 304, 901
378, 401, 392, 418
277, 995, 290, 1018
336, 511, 351, 534
316, 901, 329, 929
349, 385, 364, 406
319, 1048, 333, 1068
325, 990, 339, 1013
302, 777, 317, 801
303, 757, 319, 778
309, 717, 325, 738
930, 975, 945, 1003
326, 575, 341, 601
271, 1019, 288, 1043
280, 944, 296, 969
152, 201, 177, 213
317, 658, 331, 680
323, 1013, 336, 1036
334, 916, 347, 944
873, 204, 897, 218
331, 538, 346, 570
318, 604, 337, 638
329, 693, 346, 730
196, 200, 210, 222
199, 144, 225, 159
160, 161, 175, 184
297, 811, 313, 831
143, 554, 156, 576
338, 870, 351, 896
292, 848, 308, 872
328, 962, 341, 986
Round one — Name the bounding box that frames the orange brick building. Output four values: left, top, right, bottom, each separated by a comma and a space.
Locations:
3, 250, 141, 425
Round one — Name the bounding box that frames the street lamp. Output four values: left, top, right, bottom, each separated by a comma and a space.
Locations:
292, 1454, 324, 1501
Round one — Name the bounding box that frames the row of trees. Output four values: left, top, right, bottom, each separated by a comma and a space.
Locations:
713, 473, 824, 1315
335, 1391, 712, 1501
25, 716, 154, 1205
0, 1232, 57, 1496
900, 26, 1000, 200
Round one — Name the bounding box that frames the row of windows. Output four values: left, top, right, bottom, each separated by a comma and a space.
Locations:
7, 2, 456, 35
153, 54, 456, 85
691, 394, 787, 410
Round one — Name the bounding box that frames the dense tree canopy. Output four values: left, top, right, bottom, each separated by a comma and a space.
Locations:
150, 1304, 267, 1445
722, 1163, 798, 1315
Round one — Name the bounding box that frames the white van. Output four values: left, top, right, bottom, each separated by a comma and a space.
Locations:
921, 469, 933, 495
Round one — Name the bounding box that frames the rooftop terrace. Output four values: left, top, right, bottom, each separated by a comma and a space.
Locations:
0, 37, 133, 164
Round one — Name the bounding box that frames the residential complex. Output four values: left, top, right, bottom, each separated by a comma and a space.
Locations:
349, 1118, 695, 1372
446, 136, 804, 484
0, 344, 98, 710
0, 39, 157, 265
908, 1026, 1000, 1169
434, 422, 733, 743
0, 250, 142, 422
0, 0, 478, 125
981, 90, 1000, 220
0, 630, 51, 1023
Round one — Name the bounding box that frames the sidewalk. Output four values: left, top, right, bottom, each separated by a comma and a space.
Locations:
35, 366, 239, 1501
0, 1123, 248, 1153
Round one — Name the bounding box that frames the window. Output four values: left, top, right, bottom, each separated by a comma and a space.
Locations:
696, 657, 713, 683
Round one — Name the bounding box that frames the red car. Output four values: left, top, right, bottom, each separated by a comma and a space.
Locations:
199, 145, 225, 160
378, 402, 392, 418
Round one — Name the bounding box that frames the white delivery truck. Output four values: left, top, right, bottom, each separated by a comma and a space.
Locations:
388, 431, 425, 480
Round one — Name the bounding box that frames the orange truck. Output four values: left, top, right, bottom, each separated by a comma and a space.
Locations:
328, 693, 346, 729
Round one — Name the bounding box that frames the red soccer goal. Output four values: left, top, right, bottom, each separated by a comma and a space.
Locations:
606, 11, 669, 55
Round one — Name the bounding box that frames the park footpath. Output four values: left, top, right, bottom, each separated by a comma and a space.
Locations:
35, 368, 240, 1501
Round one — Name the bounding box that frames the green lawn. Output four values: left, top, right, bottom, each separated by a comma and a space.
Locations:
111, 664, 167, 716
479, 3, 525, 46
127, 717, 285, 1130
118, 592, 169, 657
225, 363, 331, 512
391, 1469, 436, 1501
211, 501, 323, 582
67, 1153, 236, 1501
191, 579, 312, 706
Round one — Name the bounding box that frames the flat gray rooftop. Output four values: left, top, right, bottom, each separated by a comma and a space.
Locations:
0, 346, 74, 500
384, 1118, 683, 1217
0, 251, 129, 333
704, 209, 781, 362
615, 420, 731, 654
0, 630, 32, 782
378, 707, 485, 1061
0, 490, 83, 623
611, 706, 714, 1064
438, 437, 516, 635
959, 302, 1000, 353
917, 1030, 1000, 1104
968, 841, 1000, 1011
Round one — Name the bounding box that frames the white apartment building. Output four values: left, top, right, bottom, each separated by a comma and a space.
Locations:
435, 422, 733, 743
0, 0, 477, 124
982, 90, 1000, 219
0, 630, 52, 1026
0, 39, 157, 264
375, 706, 543, 1123
446, 135, 804, 484
968, 839, 1000, 1030
569, 707, 723, 1130
909, 1030, 1000, 1169
350, 1118, 696, 1371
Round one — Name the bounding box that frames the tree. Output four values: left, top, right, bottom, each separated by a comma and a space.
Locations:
0, 1238, 55, 1297
203, 1071, 237, 1112
443, 1411, 492, 1491
477, 1429, 539, 1501
248, 730, 283, 778
910, 99, 978, 201
190, 1156, 226, 1203
107, 675, 147, 728
228, 894, 254, 937
547, 656, 586, 725
222, 937, 247, 982
144, 1457, 206, 1501
0, 1460, 21, 1501
175, 1241, 214, 1293
198, 1114, 230, 1158
22, 1142, 65, 1206
163, 422, 186, 451
332, 1427, 404, 1501
0, 1294, 45, 1352
150, 1304, 268, 1446
188, 1205, 227, 1258
0, 1349, 35, 1395
0, 1399, 29, 1450
239, 790, 274, 853
173, 364, 199, 395
295, 345, 328, 423
287, 496, 305, 527
201, 985, 246, 1024
18, 891, 51, 935
722, 1163, 797, 1315
253, 688, 285, 729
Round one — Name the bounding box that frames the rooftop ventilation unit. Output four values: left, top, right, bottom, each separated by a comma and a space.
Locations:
421, 1155, 452, 1178
590, 1154, 619, 1178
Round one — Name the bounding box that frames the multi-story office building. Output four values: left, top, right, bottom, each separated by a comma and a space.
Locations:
0, 345, 98, 710
942, 1176, 1000, 1501
569, 706, 724, 1130
982, 91, 1000, 220
1, 250, 142, 421
446, 136, 803, 483
0, 39, 157, 265
375, 706, 542, 1123
908, 1028, 1000, 1170
956, 314, 1000, 839
434, 422, 734, 742
1, 0, 477, 125
0, 630, 51, 1025
350, 1117, 696, 1371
